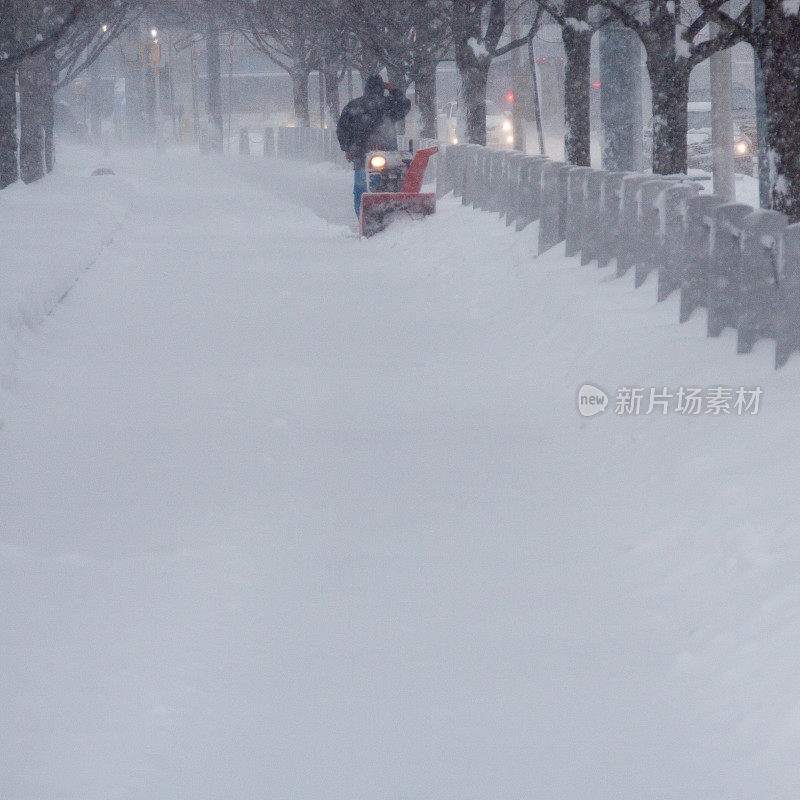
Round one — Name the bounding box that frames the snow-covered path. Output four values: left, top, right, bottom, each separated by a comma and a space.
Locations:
3, 147, 800, 800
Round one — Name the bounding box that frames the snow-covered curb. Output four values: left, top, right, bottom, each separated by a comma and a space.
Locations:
0, 167, 132, 398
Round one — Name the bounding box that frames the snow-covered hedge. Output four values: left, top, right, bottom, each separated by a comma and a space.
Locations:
0, 167, 131, 397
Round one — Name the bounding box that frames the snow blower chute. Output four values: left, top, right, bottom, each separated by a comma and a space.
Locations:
359, 146, 439, 238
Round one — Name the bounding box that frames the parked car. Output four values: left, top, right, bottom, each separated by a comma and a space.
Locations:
437, 99, 513, 149
642, 101, 755, 174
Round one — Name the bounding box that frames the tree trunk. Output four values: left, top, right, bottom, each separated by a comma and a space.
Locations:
18, 56, 47, 184
44, 50, 57, 172
323, 68, 340, 123
387, 66, 408, 135
0, 63, 18, 189
205, 20, 224, 152
43, 84, 55, 173
757, 22, 800, 219
562, 6, 592, 166
648, 57, 689, 175
414, 62, 437, 139
291, 68, 310, 127
460, 63, 490, 145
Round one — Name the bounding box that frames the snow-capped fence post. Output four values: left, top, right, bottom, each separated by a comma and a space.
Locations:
564, 166, 594, 258
538, 161, 566, 255
475, 148, 493, 211
556, 164, 572, 244
453, 146, 469, 199
595, 172, 627, 269
450, 146, 470, 200
263, 127, 275, 157
437, 145, 456, 198
320, 129, 328, 161
497, 151, 514, 217
503, 152, 527, 227
461, 146, 480, 207
706, 203, 753, 338
307, 129, 315, 161
486, 150, 506, 213
775, 223, 800, 367
513, 157, 535, 230
655, 183, 701, 301
580, 170, 607, 265
423, 141, 439, 186
515, 156, 548, 232
678, 195, 726, 323
633, 179, 678, 288
332, 131, 343, 165
467, 148, 481, 208
735, 210, 788, 354
310, 129, 320, 162
238, 128, 250, 156
616, 175, 653, 277
299, 127, 307, 159
493, 151, 512, 215
463, 148, 478, 207
500, 152, 517, 221
307, 128, 315, 160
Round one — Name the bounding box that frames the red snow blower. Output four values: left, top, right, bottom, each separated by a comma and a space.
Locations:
359, 145, 439, 238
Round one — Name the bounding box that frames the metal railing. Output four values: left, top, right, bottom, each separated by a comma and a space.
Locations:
256, 126, 800, 370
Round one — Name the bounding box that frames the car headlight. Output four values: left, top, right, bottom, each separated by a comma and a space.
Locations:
369, 154, 386, 169
735, 140, 749, 155
502, 119, 512, 132
506, 135, 513, 144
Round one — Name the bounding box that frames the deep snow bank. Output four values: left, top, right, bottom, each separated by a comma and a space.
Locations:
4, 144, 800, 800
0, 147, 131, 398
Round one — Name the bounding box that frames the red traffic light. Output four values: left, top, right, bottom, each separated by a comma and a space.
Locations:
506, 92, 514, 103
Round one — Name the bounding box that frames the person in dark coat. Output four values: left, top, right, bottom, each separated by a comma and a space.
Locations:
336, 75, 411, 216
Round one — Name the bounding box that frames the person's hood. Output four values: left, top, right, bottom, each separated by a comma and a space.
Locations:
365, 75, 384, 95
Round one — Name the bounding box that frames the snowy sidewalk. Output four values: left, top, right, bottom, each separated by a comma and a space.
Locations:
3, 145, 800, 800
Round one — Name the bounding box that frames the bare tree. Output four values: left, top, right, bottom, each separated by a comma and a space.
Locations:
1, 0, 93, 186
340, 0, 451, 138
703, 0, 800, 218
237, 0, 327, 126
451, 0, 537, 145
594, 0, 745, 174
530, 0, 596, 165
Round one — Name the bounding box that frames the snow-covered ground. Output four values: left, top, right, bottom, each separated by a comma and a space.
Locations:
2, 142, 800, 800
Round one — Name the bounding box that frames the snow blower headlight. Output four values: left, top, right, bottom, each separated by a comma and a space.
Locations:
370, 155, 387, 169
